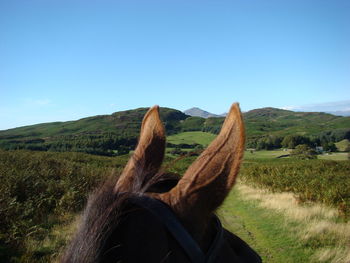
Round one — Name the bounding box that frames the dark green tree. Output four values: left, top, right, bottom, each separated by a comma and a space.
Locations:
290, 144, 317, 159
322, 142, 337, 152
281, 135, 311, 149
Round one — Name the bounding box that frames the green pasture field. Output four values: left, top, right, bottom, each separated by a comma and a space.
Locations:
166, 147, 193, 153
166, 131, 349, 162
245, 150, 349, 161
167, 132, 348, 161
318, 152, 348, 161
167, 131, 216, 146
244, 149, 291, 159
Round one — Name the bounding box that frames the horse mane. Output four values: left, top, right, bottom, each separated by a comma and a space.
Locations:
61, 154, 179, 263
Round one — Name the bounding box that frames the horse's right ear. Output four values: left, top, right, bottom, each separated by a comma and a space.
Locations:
158, 103, 245, 222
114, 106, 166, 193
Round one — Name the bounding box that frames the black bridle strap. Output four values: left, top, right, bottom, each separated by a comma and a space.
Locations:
131, 196, 223, 263
205, 216, 224, 263
131, 196, 205, 263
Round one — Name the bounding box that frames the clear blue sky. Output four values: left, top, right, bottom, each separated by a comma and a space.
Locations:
1, 0, 349, 130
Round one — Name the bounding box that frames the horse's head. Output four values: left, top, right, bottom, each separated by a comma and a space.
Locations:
62, 104, 261, 263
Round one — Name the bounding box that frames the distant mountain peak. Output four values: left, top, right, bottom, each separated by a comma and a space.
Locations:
184, 107, 221, 118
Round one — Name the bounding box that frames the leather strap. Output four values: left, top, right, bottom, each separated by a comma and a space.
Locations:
130, 195, 223, 263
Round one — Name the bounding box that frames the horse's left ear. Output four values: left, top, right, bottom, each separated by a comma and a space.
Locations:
114, 106, 166, 193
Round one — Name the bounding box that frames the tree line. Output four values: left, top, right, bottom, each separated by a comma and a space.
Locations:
0, 134, 137, 156
1, 127, 349, 156
246, 128, 350, 151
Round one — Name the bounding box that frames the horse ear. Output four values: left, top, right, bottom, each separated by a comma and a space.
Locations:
114, 106, 166, 193
158, 103, 245, 220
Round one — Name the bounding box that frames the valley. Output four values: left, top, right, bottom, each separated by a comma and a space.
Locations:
0, 106, 349, 262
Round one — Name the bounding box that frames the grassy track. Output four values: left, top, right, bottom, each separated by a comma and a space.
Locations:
219, 186, 314, 263
220, 183, 350, 263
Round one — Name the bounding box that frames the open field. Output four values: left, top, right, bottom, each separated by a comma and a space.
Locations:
244, 149, 291, 159
318, 152, 348, 161
166, 132, 348, 161
166, 131, 216, 146
246, 150, 349, 161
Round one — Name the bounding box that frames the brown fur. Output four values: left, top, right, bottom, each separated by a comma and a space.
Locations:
157, 104, 245, 245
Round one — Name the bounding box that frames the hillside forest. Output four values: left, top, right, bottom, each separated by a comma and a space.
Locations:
1, 107, 350, 156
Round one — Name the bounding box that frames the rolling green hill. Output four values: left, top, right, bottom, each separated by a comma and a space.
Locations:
0, 107, 188, 138
0, 108, 189, 155
335, 139, 350, 151
0, 107, 349, 155
244, 107, 350, 136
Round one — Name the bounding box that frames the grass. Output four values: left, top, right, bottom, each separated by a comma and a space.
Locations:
239, 158, 350, 217
219, 185, 314, 263
48, 180, 350, 263
318, 152, 348, 161
244, 150, 349, 161
21, 213, 79, 263
335, 139, 350, 152
167, 131, 216, 146
244, 149, 291, 159
165, 147, 193, 153
227, 183, 350, 263
166, 133, 348, 162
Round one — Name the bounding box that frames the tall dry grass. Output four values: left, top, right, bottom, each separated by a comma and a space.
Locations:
238, 183, 350, 263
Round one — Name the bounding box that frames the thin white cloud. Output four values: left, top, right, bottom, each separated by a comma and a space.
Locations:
281, 100, 350, 116
281, 105, 298, 110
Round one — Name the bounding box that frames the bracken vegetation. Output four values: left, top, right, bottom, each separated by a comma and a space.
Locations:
240, 159, 350, 218
0, 150, 128, 262
1, 148, 349, 262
